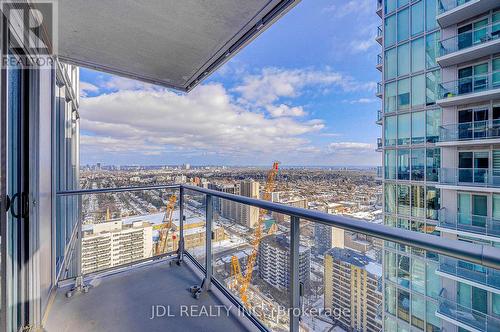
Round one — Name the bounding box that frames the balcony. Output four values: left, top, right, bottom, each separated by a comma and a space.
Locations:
437, 0, 499, 28
437, 120, 500, 146
375, 25, 382, 45
437, 72, 500, 107
376, 82, 382, 98
438, 211, 500, 241
376, 0, 382, 18
376, 54, 382, 71
438, 256, 500, 293
438, 168, 500, 190
437, 297, 500, 332
437, 22, 500, 67
376, 110, 382, 125
44, 184, 500, 332
376, 138, 382, 151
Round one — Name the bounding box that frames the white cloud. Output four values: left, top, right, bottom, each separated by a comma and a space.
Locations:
80, 81, 99, 97
233, 67, 375, 105
266, 104, 306, 118
329, 142, 374, 151
319, 132, 343, 137
348, 37, 376, 53
323, 0, 373, 18
345, 97, 378, 104
79, 84, 324, 160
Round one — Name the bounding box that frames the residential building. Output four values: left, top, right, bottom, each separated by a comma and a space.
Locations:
272, 196, 308, 223
314, 224, 345, 255
82, 220, 153, 274
258, 234, 311, 291
378, 0, 500, 331
324, 248, 382, 332
212, 180, 260, 228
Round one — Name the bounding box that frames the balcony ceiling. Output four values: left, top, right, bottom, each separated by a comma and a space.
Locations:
57, 0, 299, 91
437, 0, 499, 28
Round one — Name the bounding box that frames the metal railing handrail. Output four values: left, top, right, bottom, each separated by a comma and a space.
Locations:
439, 20, 500, 45
438, 0, 472, 14
439, 70, 500, 86
95, 185, 500, 269
57, 184, 180, 196
57, 183, 500, 270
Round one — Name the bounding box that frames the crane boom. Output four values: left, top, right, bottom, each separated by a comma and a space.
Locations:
155, 194, 177, 255
230, 162, 279, 305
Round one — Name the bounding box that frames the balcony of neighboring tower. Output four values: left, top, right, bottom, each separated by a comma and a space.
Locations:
437, 0, 499, 28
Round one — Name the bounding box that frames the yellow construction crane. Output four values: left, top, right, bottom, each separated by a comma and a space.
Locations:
230, 161, 279, 306
155, 194, 177, 255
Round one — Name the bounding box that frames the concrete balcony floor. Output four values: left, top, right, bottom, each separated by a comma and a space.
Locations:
44, 259, 252, 332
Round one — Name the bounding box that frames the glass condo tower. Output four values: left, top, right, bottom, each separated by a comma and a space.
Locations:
378, 0, 500, 331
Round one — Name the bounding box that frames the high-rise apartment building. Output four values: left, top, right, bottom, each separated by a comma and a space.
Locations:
211, 180, 260, 228
258, 234, 311, 291
378, 0, 500, 331
324, 247, 382, 332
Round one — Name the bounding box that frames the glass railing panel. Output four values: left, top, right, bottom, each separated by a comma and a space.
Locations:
59, 187, 181, 280
439, 72, 500, 100
211, 197, 290, 331
183, 188, 207, 268
438, 297, 500, 331
440, 168, 500, 188
439, 120, 500, 142
439, 256, 500, 291
299, 222, 384, 332
440, 22, 500, 56
438, 210, 500, 238
438, 0, 472, 14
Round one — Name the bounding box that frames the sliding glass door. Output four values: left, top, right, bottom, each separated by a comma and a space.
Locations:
1, 52, 30, 332
458, 193, 487, 228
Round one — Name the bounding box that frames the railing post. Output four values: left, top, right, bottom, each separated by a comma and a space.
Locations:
177, 185, 185, 264
65, 198, 89, 297
204, 194, 213, 291
289, 215, 300, 332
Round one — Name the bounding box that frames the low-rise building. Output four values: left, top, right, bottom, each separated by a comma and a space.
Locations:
82, 220, 153, 274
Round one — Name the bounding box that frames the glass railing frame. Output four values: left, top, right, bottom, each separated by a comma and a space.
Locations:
439, 167, 500, 188
56, 183, 500, 332
438, 295, 500, 331
439, 119, 500, 142
438, 71, 500, 100
438, 255, 500, 291
439, 21, 500, 56
438, 210, 500, 238
438, 0, 472, 14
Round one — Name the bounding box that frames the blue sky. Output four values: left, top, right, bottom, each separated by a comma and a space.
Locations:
79, 0, 380, 166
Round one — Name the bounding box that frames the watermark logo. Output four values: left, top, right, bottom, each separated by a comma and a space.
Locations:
1, 0, 57, 67
149, 304, 350, 323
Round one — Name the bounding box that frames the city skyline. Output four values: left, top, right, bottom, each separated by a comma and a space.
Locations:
78, 0, 381, 166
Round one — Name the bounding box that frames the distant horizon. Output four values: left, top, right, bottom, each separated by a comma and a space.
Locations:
82, 163, 378, 169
